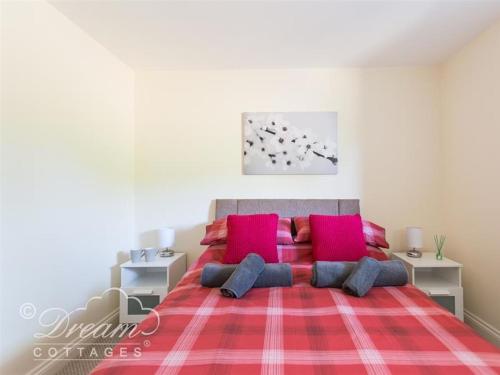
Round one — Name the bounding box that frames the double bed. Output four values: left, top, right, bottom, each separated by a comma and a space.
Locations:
92, 199, 500, 375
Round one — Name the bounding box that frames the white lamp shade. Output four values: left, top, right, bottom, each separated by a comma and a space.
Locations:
158, 227, 175, 248
406, 227, 423, 249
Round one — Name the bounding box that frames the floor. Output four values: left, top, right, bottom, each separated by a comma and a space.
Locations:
53, 326, 128, 375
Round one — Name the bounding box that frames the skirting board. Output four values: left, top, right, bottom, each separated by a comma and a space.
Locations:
464, 309, 500, 347
26, 308, 119, 375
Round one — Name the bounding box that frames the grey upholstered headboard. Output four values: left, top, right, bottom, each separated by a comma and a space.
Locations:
215, 199, 360, 219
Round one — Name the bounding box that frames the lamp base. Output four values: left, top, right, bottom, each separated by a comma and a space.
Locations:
159, 248, 174, 257
406, 249, 422, 258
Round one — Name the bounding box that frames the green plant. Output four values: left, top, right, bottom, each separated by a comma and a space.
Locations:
434, 234, 446, 260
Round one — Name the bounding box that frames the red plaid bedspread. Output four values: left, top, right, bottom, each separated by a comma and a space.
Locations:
92, 245, 500, 375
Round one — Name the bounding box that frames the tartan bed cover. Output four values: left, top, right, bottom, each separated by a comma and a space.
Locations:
92, 244, 500, 375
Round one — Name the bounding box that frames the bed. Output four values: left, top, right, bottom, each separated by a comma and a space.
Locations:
92, 199, 500, 375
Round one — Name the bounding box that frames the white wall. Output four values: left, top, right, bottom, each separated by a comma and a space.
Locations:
135, 68, 442, 265
441, 20, 500, 333
1, 2, 134, 374
2, 2, 497, 371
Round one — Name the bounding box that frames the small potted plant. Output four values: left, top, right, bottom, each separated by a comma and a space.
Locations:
434, 234, 446, 260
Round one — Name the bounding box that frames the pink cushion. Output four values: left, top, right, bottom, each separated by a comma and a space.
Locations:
223, 214, 279, 264
200, 218, 227, 245
293, 216, 310, 243
309, 214, 368, 261
295, 216, 390, 250
367, 245, 389, 261
201, 217, 293, 246
277, 218, 294, 245
362, 220, 390, 249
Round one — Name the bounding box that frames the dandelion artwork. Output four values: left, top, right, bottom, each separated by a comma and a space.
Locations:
242, 112, 338, 175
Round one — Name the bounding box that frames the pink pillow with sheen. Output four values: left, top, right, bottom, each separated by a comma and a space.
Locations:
362, 220, 390, 249
293, 216, 310, 243
277, 218, 294, 245
309, 214, 368, 261
200, 218, 227, 245
223, 214, 279, 264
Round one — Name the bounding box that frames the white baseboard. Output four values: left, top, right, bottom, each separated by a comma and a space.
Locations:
464, 309, 500, 347
26, 308, 119, 375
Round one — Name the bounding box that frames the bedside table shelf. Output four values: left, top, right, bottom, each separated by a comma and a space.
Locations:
392, 252, 463, 321
414, 274, 458, 290
123, 272, 167, 288
119, 252, 186, 324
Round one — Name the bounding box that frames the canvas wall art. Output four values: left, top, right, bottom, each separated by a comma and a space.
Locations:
242, 112, 338, 175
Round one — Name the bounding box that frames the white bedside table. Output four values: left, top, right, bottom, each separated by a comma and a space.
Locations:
391, 252, 463, 321
119, 253, 186, 324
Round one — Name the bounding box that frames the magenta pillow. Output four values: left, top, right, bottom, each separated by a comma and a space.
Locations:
201, 217, 294, 245
309, 214, 368, 261
223, 214, 279, 264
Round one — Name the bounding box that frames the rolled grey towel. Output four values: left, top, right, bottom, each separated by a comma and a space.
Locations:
311, 261, 355, 288
201, 263, 293, 288
202, 264, 236, 287
374, 260, 408, 286
342, 257, 381, 297
220, 253, 265, 298
311, 260, 408, 288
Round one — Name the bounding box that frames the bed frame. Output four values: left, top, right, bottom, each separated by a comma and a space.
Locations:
215, 199, 360, 219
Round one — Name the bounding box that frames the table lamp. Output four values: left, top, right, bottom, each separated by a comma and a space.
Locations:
406, 226, 423, 258
158, 227, 175, 257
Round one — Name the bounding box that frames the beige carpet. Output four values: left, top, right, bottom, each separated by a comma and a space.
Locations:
53, 326, 130, 375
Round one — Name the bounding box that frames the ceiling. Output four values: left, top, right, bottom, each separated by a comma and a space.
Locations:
50, 0, 500, 70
